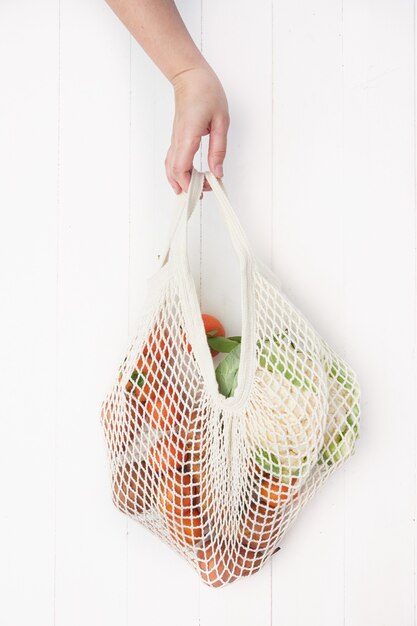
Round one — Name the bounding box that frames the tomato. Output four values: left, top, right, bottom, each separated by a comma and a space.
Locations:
180, 314, 226, 357
143, 325, 170, 362
202, 313, 225, 356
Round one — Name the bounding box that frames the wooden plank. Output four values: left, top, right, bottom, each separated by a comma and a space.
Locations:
198, 1, 274, 624
126, 2, 201, 624
341, 1, 416, 624
0, 3, 58, 625
1, 0, 415, 623
272, 2, 346, 625
55, 1, 131, 624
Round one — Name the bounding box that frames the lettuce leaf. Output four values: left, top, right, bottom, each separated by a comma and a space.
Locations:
215, 343, 241, 398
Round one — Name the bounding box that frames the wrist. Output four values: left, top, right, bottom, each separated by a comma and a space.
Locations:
170, 61, 217, 90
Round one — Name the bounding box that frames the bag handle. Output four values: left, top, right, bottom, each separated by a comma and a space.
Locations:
160, 166, 254, 269
158, 166, 257, 409
201, 170, 254, 267
158, 168, 205, 268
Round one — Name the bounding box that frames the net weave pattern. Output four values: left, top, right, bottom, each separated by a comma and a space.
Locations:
100, 170, 360, 588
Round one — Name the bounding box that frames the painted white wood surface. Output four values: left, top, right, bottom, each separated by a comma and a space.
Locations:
0, 1, 415, 625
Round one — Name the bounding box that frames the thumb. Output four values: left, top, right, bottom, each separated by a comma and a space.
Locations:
208, 117, 228, 178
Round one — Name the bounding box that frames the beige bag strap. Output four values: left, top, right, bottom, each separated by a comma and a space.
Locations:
159, 167, 256, 408
159, 167, 255, 269
158, 168, 205, 269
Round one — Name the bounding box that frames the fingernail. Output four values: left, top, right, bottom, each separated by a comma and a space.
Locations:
215, 164, 223, 178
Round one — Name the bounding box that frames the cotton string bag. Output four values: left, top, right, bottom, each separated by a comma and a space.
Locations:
100, 167, 361, 588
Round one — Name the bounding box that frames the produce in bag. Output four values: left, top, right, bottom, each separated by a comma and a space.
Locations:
100, 168, 361, 587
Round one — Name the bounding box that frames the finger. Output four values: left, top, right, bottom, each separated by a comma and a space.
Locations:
171, 134, 201, 192
203, 178, 212, 192
200, 178, 212, 197
165, 149, 182, 194
169, 176, 182, 195
208, 115, 229, 178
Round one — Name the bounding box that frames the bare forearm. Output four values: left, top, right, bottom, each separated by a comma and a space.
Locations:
106, 0, 229, 193
105, 0, 209, 83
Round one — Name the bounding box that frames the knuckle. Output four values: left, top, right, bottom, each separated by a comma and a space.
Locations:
187, 134, 201, 148
171, 164, 183, 176
176, 133, 200, 149
168, 178, 179, 193
214, 114, 230, 131
210, 148, 226, 158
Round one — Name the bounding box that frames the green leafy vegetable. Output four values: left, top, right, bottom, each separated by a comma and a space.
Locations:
129, 368, 145, 389
215, 343, 241, 398
207, 336, 240, 353
213, 332, 318, 398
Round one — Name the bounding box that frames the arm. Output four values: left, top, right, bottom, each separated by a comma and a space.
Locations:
105, 0, 230, 194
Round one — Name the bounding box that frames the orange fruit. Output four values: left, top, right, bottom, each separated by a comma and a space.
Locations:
147, 432, 185, 474
197, 542, 236, 588
157, 469, 203, 546
127, 393, 144, 431
146, 395, 174, 431
146, 384, 185, 431
167, 507, 204, 548
158, 470, 192, 515
143, 326, 170, 362
183, 418, 214, 518
202, 313, 225, 356
198, 542, 267, 586
259, 477, 291, 508
232, 545, 265, 578
239, 502, 281, 551
192, 471, 214, 524
180, 314, 225, 356
132, 357, 164, 403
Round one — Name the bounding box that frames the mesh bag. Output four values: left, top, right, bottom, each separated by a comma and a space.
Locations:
100, 167, 361, 588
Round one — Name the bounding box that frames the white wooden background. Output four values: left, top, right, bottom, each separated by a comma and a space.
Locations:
1, 1, 416, 625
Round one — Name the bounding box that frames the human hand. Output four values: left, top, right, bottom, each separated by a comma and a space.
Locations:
166, 65, 230, 195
